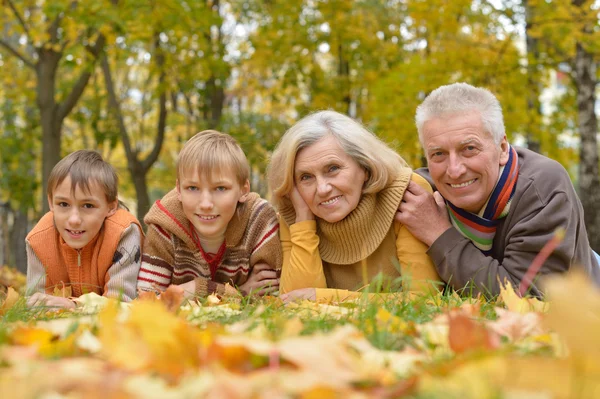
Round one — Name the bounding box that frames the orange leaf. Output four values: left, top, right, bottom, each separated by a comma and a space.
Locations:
159, 285, 184, 312
136, 290, 158, 302
448, 313, 499, 354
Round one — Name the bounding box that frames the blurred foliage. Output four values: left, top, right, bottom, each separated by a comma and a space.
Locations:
1, 0, 598, 222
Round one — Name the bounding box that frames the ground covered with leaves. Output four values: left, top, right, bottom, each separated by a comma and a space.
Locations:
0, 267, 599, 399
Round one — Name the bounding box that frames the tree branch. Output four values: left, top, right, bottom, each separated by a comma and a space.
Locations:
0, 39, 36, 69
6, 0, 31, 39
56, 33, 106, 121
101, 54, 136, 165
141, 38, 167, 173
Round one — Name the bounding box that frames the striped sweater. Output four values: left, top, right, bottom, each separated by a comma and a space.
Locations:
138, 189, 282, 297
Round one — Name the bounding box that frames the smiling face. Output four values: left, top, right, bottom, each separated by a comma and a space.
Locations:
177, 169, 250, 240
294, 135, 367, 223
49, 176, 118, 249
423, 111, 509, 213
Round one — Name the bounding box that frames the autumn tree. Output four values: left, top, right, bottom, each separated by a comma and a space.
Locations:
525, 0, 600, 250
0, 0, 116, 213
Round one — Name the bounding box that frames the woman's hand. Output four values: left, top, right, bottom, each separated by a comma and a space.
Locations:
238, 263, 280, 296
280, 287, 316, 303
289, 185, 314, 223
27, 292, 76, 309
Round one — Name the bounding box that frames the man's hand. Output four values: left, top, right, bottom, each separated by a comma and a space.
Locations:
395, 181, 452, 246
27, 292, 76, 309
280, 287, 316, 303
238, 263, 280, 296
289, 185, 314, 223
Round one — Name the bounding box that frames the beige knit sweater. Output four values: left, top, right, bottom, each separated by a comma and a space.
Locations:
279, 171, 442, 300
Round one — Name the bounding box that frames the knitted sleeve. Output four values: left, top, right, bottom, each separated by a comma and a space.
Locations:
248, 201, 283, 271
104, 223, 143, 301
279, 218, 327, 294
138, 223, 175, 292
26, 239, 46, 295
394, 173, 443, 294
193, 278, 239, 297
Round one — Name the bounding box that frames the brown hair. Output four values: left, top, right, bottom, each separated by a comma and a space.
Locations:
177, 130, 250, 185
47, 150, 119, 202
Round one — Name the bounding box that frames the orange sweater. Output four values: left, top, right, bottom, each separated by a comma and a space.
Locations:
26, 209, 142, 298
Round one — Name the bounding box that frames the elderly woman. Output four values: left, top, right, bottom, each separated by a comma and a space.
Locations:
268, 110, 442, 302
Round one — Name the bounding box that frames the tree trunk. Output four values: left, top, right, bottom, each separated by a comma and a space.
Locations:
36, 49, 62, 213
574, 43, 600, 251
130, 163, 151, 225
10, 209, 28, 274
524, 0, 542, 154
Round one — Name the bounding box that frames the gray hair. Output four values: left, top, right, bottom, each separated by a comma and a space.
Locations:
268, 110, 408, 211
415, 83, 506, 145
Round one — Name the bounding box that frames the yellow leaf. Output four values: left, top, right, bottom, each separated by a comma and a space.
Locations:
0, 287, 20, 315
52, 282, 72, 298
499, 279, 547, 313
98, 299, 210, 378
543, 271, 600, 372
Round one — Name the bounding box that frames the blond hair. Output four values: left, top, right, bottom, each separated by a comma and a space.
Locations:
268, 110, 409, 210
177, 130, 250, 185
47, 150, 119, 202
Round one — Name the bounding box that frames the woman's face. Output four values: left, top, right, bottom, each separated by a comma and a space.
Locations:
294, 135, 367, 223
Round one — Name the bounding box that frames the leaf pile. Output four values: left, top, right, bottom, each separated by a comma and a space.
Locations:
0, 273, 599, 398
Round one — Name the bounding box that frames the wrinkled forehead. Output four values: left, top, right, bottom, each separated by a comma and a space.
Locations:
423, 112, 489, 142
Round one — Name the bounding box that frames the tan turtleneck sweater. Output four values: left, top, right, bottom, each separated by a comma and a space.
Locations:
279, 171, 442, 301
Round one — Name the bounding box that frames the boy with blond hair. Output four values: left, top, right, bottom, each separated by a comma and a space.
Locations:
138, 130, 282, 298
26, 150, 143, 309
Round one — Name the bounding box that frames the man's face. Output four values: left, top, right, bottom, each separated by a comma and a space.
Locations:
423, 111, 509, 213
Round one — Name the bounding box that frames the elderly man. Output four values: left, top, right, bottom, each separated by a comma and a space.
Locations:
396, 82, 600, 297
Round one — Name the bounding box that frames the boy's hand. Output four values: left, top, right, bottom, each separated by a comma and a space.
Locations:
177, 280, 196, 299
239, 263, 279, 296
289, 186, 314, 223
27, 292, 76, 309
280, 288, 316, 303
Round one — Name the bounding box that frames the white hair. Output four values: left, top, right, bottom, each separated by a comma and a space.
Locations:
415, 83, 506, 145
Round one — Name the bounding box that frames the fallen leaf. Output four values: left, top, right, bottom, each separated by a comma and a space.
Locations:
448, 312, 499, 354
0, 286, 19, 315
499, 278, 547, 314
487, 308, 544, 342
159, 285, 185, 312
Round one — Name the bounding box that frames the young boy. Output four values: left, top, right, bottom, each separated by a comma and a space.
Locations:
138, 130, 282, 298
26, 150, 143, 309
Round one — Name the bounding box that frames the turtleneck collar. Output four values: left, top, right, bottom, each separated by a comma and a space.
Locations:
281, 168, 413, 264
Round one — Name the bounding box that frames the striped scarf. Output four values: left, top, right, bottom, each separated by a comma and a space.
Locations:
447, 145, 519, 255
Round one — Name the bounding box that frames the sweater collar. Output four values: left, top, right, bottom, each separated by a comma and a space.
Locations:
281, 168, 413, 264
58, 227, 102, 263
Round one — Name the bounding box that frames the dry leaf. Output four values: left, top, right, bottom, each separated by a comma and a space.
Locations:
52, 282, 72, 298
487, 308, 544, 342
499, 278, 547, 314
0, 286, 19, 315
448, 313, 499, 354
160, 285, 185, 312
